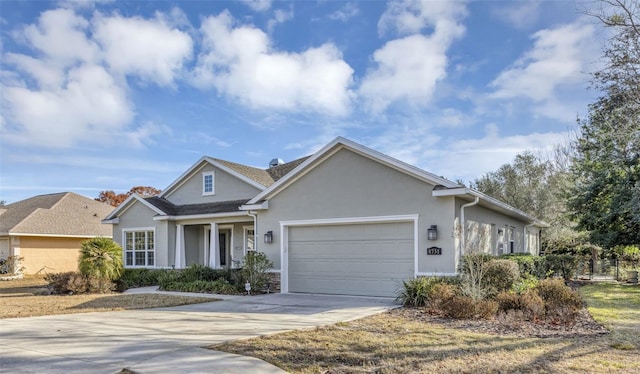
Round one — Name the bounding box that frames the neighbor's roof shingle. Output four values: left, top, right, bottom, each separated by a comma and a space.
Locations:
0, 192, 114, 237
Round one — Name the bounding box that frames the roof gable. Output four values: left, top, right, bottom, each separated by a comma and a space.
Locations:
103, 194, 166, 220
159, 157, 269, 200
247, 137, 460, 204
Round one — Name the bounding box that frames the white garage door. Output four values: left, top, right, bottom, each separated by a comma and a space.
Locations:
287, 221, 414, 297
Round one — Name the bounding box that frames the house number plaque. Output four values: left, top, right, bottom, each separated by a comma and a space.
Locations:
426, 246, 442, 255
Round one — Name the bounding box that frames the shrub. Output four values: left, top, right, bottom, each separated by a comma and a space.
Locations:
178, 264, 220, 283
79, 237, 123, 280
496, 291, 521, 312
535, 278, 582, 323
459, 253, 492, 301
241, 251, 273, 293
542, 254, 578, 280
440, 295, 475, 319
499, 253, 545, 278
484, 259, 520, 296
46, 272, 115, 294
116, 268, 170, 291
396, 277, 451, 307
512, 274, 539, 294
614, 245, 640, 269
439, 295, 497, 320
496, 290, 545, 321
428, 282, 460, 309
161, 279, 239, 294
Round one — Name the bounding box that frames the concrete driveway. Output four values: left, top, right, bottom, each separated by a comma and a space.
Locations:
0, 291, 395, 374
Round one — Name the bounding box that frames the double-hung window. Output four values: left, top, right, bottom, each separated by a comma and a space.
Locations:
124, 229, 155, 267
203, 171, 215, 195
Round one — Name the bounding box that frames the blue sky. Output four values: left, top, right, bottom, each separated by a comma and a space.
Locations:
1, 0, 604, 204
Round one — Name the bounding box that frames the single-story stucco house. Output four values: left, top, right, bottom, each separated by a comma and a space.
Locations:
0, 192, 114, 274
103, 137, 547, 297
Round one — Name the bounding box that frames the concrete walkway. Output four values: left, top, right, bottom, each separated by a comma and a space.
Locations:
1, 289, 395, 373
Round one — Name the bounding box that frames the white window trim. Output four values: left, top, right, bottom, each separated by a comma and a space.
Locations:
279, 214, 419, 294
243, 225, 255, 257
122, 227, 156, 268
202, 171, 215, 196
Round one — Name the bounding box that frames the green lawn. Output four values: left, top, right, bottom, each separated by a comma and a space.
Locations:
215, 282, 640, 373
580, 282, 640, 350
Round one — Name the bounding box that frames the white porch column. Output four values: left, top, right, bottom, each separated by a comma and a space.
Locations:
174, 224, 185, 269
209, 223, 219, 268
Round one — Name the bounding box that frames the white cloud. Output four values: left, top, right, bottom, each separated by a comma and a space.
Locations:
490, 21, 597, 102
329, 3, 359, 22
17, 8, 98, 65
125, 121, 172, 148
378, 0, 467, 37
93, 12, 193, 86
240, 0, 272, 12
2, 64, 133, 148
360, 1, 467, 113
267, 7, 294, 32
369, 122, 568, 183
193, 11, 354, 116
492, 1, 541, 30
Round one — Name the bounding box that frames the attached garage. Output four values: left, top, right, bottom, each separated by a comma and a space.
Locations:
284, 216, 417, 297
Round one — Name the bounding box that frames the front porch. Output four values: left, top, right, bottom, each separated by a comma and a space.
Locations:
174, 221, 255, 269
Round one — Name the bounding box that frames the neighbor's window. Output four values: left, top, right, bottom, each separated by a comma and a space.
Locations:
203, 171, 215, 195
124, 229, 155, 267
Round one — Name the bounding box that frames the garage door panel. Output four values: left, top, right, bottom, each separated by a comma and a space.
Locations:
287, 221, 414, 297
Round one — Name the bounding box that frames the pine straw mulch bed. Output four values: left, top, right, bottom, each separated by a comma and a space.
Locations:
394, 306, 610, 339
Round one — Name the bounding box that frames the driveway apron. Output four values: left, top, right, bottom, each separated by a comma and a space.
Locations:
0, 292, 395, 373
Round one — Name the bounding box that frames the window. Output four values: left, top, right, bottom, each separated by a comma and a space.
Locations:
202, 171, 215, 195
245, 228, 255, 251
124, 229, 155, 267
508, 227, 515, 254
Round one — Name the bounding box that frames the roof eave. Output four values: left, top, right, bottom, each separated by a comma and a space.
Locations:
153, 211, 249, 221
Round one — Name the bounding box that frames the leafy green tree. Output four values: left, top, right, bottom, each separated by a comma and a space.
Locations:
79, 237, 124, 280
569, 0, 640, 248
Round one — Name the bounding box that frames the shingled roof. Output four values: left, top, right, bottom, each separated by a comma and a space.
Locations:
0, 192, 114, 237
144, 197, 249, 216
212, 156, 311, 187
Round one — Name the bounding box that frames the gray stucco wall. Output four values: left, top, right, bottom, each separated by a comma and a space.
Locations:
112, 201, 170, 268
256, 148, 457, 274
456, 199, 540, 255
164, 164, 262, 205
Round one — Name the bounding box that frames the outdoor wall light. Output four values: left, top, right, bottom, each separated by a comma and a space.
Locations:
427, 225, 438, 240
264, 230, 273, 244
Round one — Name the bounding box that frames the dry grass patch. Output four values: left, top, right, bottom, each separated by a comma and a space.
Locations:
215, 282, 640, 373
216, 311, 639, 373
0, 275, 216, 319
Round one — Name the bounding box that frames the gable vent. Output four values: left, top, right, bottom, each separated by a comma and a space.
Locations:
269, 158, 285, 168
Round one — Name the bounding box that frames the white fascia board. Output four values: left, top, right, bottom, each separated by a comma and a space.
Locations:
153, 211, 248, 221
239, 201, 269, 210
161, 157, 267, 199
101, 218, 119, 224
103, 194, 165, 219
432, 187, 470, 197
280, 214, 420, 227
248, 137, 460, 204
8, 233, 113, 238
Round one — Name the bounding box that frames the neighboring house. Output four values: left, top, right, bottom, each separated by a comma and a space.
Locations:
103, 137, 547, 297
0, 192, 114, 274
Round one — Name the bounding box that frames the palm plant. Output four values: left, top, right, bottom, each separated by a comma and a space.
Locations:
79, 237, 123, 281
